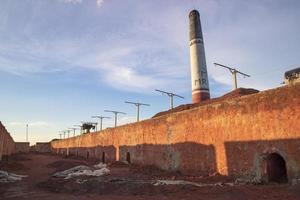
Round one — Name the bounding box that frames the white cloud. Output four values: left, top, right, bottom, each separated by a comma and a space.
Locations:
29, 121, 50, 127
9, 121, 50, 127
63, 0, 82, 4
1, 0, 299, 94
9, 122, 24, 126
96, 0, 104, 8
62, 0, 104, 7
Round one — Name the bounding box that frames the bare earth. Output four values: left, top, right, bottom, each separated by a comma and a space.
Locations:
0, 153, 299, 200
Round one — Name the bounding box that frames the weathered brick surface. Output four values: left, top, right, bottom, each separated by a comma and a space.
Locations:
35, 142, 51, 153
0, 122, 15, 161
15, 142, 30, 153
51, 84, 300, 181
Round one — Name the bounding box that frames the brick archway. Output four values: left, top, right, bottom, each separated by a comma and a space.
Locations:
126, 152, 131, 164
265, 153, 288, 183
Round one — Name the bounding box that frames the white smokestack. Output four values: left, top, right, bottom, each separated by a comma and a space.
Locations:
189, 10, 210, 103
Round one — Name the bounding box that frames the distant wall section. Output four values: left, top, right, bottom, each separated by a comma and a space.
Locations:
15, 142, 30, 153
51, 84, 300, 182
35, 142, 51, 153
0, 122, 15, 161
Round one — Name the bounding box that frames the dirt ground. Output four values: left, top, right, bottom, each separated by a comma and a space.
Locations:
0, 153, 299, 200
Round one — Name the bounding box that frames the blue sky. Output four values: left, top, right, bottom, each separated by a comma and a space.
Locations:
0, 0, 299, 144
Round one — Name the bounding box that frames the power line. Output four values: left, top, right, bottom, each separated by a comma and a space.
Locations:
64, 130, 71, 138
68, 128, 77, 137
214, 63, 250, 90
104, 110, 126, 127
74, 125, 83, 135
26, 124, 28, 142
155, 89, 184, 109
125, 101, 150, 122
92, 116, 110, 131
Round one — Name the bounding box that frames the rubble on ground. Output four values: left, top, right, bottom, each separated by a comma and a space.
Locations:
0, 170, 27, 183
153, 180, 235, 187
52, 162, 110, 179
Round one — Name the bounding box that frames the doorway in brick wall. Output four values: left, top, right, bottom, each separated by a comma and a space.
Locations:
102, 152, 106, 163
126, 152, 131, 164
265, 153, 288, 183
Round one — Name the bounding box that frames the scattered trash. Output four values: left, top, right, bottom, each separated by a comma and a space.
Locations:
52, 164, 110, 179
291, 178, 300, 185
52, 165, 91, 178
234, 177, 256, 185
153, 180, 206, 187
153, 180, 235, 187
76, 179, 88, 184
93, 162, 107, 169
122, 161, 129, 165
0, 170, 28, 183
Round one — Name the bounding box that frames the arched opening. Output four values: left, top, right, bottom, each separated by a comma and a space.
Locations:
126, 152, 131, 164
102, 152, 106, 163
86, 151, 89, 159
266, 153, 288, 183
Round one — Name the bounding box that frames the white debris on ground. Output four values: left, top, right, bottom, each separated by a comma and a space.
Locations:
153, 180, 235, 187
52, 163, 110, 179
0, 170, 28, 183
52, 165, 91, 178
93, 162, 107, 169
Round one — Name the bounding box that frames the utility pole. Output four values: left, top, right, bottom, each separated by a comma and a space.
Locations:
74, 125, 82, 135
214, 63, 250, 90
66, 130, 71, 138
59, 130, 63, 139
26, 124, 28, 142
63, 131, 66, 139
125, 101, 150, 122
92, 116, 110, 131
104, 110, 126, 127
155, 89, 184, 109
68, 128, 77, 137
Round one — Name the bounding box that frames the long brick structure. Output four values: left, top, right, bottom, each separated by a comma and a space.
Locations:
0, 122, 15, 161
15, 142, 30, 153
51, 84, 300, 183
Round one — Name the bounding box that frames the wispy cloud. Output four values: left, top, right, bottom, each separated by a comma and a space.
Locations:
0, 0, 299, 94
63, 0, 104, 7
9, 121, 50, 127
63, 0, 82, 4
96, 0, 104, 8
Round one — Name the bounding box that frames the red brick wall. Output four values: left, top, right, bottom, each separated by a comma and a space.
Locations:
0, 122, 15, 161
15, 142, 30, 153
51, 84, 300, 181
35, 142, 51, 153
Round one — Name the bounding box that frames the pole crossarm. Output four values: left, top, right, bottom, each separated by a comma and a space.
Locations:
92, 116, 111, 119
214, 62, 250, 90
155, 89, 184, 109
92, 116, 111, 131
104, 110, 126, 115
104, 110, 126, 127
155, 89, 184, 99
74, 125, 83, 135
214, 63, 250, 77
68, 128, 77, 137
125, 101, 150, 107
125, 101, 150, 122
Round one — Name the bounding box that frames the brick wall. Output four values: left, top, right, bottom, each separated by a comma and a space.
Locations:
0, 122, 15, 161
15, 142, 30, 153
51, 84, 300, 182
35, 142, 51, 153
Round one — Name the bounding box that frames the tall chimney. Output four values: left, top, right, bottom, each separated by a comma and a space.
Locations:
189, 10, 210, 103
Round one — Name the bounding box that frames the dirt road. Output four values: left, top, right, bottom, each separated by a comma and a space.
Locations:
0, 153, 299, 200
